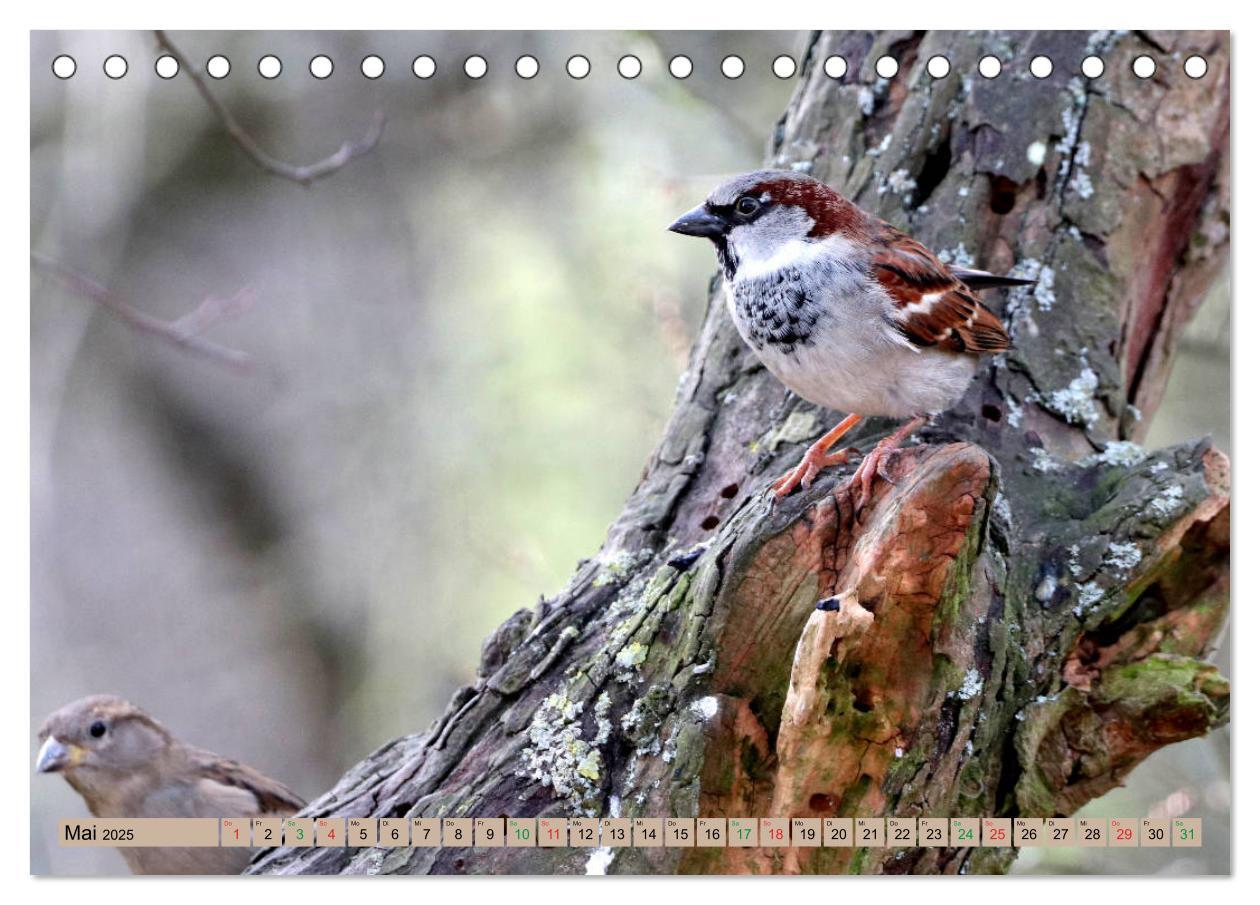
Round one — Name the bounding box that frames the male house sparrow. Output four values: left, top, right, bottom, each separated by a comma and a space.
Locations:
36, 694, 304, 874
669, 170, 1027, 505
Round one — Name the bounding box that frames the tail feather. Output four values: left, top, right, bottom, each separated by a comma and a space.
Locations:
949, 266, 1035, 290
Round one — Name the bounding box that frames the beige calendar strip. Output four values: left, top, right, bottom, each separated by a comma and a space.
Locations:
58, 816, 1203, 849
59, 818, 220, 847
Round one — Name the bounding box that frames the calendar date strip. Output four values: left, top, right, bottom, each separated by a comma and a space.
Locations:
58, 816, 1201, 849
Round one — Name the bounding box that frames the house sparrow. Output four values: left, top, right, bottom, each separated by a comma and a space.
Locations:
669, 170, 1027, 506
36, 694, 304, 874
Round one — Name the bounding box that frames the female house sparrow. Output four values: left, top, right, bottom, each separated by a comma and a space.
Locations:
36, 694, 304, 874
669, 170, 1026, 505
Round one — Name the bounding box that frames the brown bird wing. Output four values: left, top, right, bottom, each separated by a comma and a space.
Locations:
871, 228, 1011, 355
188, 747, 306, 815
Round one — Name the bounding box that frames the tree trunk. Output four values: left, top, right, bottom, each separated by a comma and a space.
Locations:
250, 29, 1230, 876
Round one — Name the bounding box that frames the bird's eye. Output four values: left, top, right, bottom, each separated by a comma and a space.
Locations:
736, 196, 761, 217
89, 721, 107, 739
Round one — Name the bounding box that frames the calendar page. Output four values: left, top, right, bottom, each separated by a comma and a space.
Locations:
29, 26, 1230, 879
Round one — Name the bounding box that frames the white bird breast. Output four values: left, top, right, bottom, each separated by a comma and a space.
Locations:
724, 250, 978, 419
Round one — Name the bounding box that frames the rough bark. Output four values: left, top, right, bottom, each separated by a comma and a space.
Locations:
251, 29, 1230, 876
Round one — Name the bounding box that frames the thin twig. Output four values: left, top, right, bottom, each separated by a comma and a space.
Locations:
169, 286, 256, 336
32, 252, 254, 374
154, 31, 386, 187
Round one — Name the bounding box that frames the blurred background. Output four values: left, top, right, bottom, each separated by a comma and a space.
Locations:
30, 30, 1229, 875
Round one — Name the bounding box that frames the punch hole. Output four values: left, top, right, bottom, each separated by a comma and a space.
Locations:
515, 55, 539, 79
1184, 55, 1208, 79
822, 55, 847, 79
464, 55, 487, 79
772, 55, 796, 79
977, 55, 1001, 78
155, 55, 179, 79
257, 55, 282, 79
412, 55, 436, 79
669, 55, 693, 79
926, 55, 950, 79
103, 55, 128, 79
1081, 55, 1105, 79
1029, 55, 1053, 79
1131, 55, 1156, 79
207, 55, 231, 80
721, 55, 745, 79
361, 55, 385, 79
309, 55, 333, 79
566, 55, 591, 79
617, 55, 642, 79
52, 54, 76, 79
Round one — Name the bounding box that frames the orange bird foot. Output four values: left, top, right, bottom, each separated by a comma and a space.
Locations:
846, 415, 927, 510
770, 412, 863, 499
771, 445, 858, 498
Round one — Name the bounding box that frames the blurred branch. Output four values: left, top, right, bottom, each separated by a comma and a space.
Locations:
32, 252, 254, 374
153, 31, 386, 187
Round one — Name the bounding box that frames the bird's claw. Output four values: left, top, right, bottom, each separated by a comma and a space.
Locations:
848, 442, 901, 511
771, 446, 857, 499
876, 449, 901, 485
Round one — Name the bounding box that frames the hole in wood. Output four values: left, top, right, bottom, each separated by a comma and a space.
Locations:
988, 175, 1018, 214
853, 687, 875, 712
809, 792, 839, 812
910, 130, 952, 207
982, 404, 1003, 422
700, 515, 720, 530
719, 482, 739, 499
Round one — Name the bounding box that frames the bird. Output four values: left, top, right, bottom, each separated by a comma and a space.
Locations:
668, 169, 1028, 507
36, 694, 305, 874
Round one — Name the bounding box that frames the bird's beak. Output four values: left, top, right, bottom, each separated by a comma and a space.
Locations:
36, 736, 82, 773
667, 205, 727, 239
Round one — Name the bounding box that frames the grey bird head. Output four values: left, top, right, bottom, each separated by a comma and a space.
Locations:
668, 170, 865, 278
36, 695, 173, 795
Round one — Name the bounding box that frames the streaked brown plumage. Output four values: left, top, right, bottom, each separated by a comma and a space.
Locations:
36, 694, 304, 874
869, 223, 1012, 354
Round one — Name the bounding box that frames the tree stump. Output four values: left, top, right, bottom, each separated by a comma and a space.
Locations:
250, 29, 1230, 876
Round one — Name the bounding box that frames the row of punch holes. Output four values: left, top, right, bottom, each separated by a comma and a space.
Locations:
51, 51, 1211, 83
